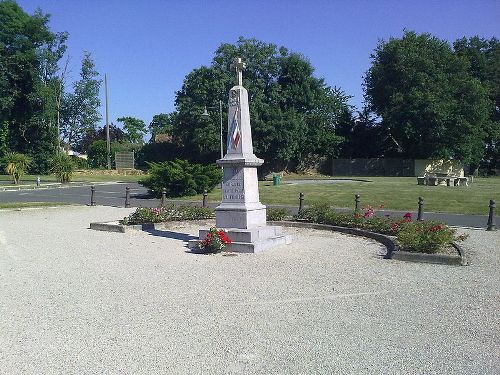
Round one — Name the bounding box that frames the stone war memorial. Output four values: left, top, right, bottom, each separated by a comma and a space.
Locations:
189, 57, 292, 253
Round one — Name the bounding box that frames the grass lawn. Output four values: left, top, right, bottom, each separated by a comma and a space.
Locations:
0, 172, 143, 185
0, 202, 73, 209
197, 176, 499, 216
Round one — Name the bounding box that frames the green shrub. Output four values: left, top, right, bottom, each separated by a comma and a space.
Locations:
394, 221, 463, 253
0, 152, 32, 184
71, 156, 88, 169
139, 159, 222, 198
267, 207, 290, 221
123, 205, 214, 224
50, 153, 76, 183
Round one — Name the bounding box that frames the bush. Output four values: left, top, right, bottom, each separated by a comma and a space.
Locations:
139, 159, 223, 198
0, 152, 32, 184
294, 203, 468, 253
123, 205, 214, 224
50, 153, 76, 183
71, 156, 88, 169
394, 221, 464, 253
267, 208, 290, 221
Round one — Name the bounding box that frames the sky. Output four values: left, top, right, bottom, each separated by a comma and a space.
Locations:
17, 0, 500, 129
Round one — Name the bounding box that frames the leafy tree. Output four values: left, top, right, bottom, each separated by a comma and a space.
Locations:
60, 52, 102, 151
0, 1, 67, 173
337, 106, 386, 158
117, 116, 146, 144
149, 113, 176, 142
173, 37, 350, 172
80, 122, 126, 152
364, 31, 492, 166
87, 140, 140, 168
454, 37, 500, 171
0, 152, 32, 184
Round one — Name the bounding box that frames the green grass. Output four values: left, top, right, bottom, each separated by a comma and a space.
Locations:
0, 173, 143, 185
0, 202, 73, 209
190, 176, 499, 216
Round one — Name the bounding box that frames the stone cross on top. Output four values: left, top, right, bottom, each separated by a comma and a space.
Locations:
231, 57, 246, 86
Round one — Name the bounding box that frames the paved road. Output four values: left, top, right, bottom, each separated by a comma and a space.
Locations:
0, 182, 158, 208
0, 182, 493, 229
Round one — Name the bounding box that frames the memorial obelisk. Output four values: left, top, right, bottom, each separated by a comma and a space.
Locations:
191, 57, 291, 253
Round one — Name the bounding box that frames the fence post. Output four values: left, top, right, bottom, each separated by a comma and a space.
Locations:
299, 192, 304, 212
161, 188, 166, 208
417, 197, 424, 221
90, 185, 95, 206
355, 194, 360, 211
125, 186, 131, 208
203, 190, 208, 207
487, 199, 496, 231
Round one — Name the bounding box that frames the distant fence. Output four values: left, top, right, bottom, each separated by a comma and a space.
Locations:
115, 151, 135, 170
332, 158, 464, 177
332, 158, 414, 176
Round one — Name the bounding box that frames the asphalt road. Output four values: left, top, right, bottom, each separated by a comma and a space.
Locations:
0, 182, 160, 208
0, 182, 493, 229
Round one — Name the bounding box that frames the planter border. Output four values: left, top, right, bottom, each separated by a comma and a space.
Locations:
90, 219, 467, 266
89, 221, 154, 233
271, 220, 467, 266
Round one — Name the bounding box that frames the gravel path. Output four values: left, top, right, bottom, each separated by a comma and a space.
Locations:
0, 206, 499, 374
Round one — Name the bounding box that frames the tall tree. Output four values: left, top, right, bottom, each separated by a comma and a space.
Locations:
149, 112, 176, 142
173, 37, 350, 171
60, 52, 101, 151
454, 37, 500, 171
117, 116, 146, 144
0, 0, 67, 172
364, 31, 491, 166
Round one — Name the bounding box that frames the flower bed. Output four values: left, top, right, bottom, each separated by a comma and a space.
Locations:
121, 205, 214, 225
293, 203, 467, 254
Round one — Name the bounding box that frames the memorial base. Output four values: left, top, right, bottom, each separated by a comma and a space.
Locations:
188, 225, 292, 254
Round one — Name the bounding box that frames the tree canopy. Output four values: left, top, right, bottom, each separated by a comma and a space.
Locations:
172, 37, 352, 172
364, 31, 493, 166
0, 0, 67, 172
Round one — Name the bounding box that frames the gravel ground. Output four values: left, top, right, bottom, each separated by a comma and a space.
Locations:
0, 206, 499, 375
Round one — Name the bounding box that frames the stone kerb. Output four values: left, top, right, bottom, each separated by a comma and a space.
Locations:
272, 221, 467, 266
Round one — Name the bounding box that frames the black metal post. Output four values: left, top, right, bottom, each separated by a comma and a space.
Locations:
125, 186, 131, 208
487, 199, 496, 231
299, 192, 304, 212
417, 197, 424, 221
90, 185, 95, 206
203, 190, 208, 207
355, 194, 360, 211
161, 188, 166, 208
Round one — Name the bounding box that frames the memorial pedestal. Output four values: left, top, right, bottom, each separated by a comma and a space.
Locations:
188, 57, 291, 254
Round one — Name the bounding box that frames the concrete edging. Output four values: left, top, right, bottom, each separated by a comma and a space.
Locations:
90, 219, 467, 266
271, 220, 467, 266
89, 221, 154, 233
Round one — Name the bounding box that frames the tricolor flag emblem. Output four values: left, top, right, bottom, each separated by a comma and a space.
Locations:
228, 109, 241, 150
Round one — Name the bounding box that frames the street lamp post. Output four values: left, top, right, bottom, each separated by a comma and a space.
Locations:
202, 99, 224, 160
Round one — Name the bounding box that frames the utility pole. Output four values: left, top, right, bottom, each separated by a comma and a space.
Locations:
105, 74, 111, 169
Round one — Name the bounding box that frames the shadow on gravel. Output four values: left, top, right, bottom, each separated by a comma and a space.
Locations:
143, 227, 197, 242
